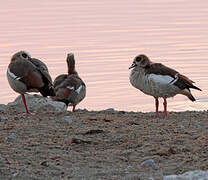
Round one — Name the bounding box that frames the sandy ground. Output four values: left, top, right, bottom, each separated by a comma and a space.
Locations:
0, 107, 208, 180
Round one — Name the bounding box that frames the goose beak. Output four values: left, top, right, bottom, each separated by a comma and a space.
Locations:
129, 63, 136, 69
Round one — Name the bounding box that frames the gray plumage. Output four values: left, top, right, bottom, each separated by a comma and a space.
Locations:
129, 54, 201, 118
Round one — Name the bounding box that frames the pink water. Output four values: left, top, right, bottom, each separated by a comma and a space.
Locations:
1, 0, 208, 112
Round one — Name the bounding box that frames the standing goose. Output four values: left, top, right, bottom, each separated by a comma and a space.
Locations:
7, 51, 55, 113
129, 54, 201, 118
52, 53, 86, 112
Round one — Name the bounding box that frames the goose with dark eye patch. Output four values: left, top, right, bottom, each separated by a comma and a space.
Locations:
52, 53, 86, 112
7, 51, 55, 114
129, 54, 201, 118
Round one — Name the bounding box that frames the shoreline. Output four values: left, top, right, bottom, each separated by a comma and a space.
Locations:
0, 106, 208, 179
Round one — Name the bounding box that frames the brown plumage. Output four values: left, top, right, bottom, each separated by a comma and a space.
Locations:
7, 51, 55, 113
52, 53, 86, 112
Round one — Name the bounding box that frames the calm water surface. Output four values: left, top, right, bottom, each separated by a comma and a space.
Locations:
1, 0, 208, 112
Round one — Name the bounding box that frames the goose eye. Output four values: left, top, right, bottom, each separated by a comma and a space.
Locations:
136, 56, 142, 62
22, 53, 28, 59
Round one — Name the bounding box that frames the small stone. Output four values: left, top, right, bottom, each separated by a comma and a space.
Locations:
0, 155, 4, 161
141, 159, 158, 170
118, 111, 126, 114
168, 147, 176, 154
7, 134, 16, 140
192, 135, 200, 139
40, 161, 48, 167
19, 166, 26, 171
63, 116, 74, 123
0, 117, 8, 122
12, 172, 18, 177
50, 170, 65, 176
0, 104, 7, 112
7, 94, 67, 113
104, 108, 115, 113
71, 138, 92, 144
85, 129, 104, 135
163, 170, 208, 180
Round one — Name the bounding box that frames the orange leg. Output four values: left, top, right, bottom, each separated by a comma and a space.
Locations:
163, 98, 167, 118
21, 94, 30, 114
155, 97, 159, 118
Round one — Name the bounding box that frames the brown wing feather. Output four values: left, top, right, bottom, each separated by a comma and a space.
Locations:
30, 58, 53, 83
178, 74, 194, 84
26, 71, 44, 88
145, 63, 178, 78
177, 73, 201, 91
53, 74, 85, 103
9, 59, 44, 89
55, 74, 85, 90
53, 74, 68, 88
54, 88, 72, 100
145, 62, 201, 91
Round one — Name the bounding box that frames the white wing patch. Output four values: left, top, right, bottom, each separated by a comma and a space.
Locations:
66, 86, 74, 90
75, 85, 83, 94
184, 88, 190, 93
7, 68, 21, 80
148, 74, 175, 85
66, 85, 83, 94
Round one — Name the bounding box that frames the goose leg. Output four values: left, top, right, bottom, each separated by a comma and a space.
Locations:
21, 94, 30, 114
163, 98, 167, 118
72, 105, 76, 112
155, 97, 159, 118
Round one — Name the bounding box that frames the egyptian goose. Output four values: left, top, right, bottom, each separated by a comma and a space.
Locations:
7, 51, 55, 113
129, 54, 201, 118
52, 53, 86, 112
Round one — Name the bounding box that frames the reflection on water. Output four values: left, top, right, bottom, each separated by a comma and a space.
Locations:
0, 0, 208, 112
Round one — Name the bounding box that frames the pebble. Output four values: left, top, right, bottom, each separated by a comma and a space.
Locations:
19, 166, 26, 171
40, 161, 49, 167
0, 104, 7, 112
0, 155, 4, 161
71, 138, 92, 144
104, 108, 115, 113
7, 94, 67, 113
0, 117, 8, 122
63, 116, 74, 123
85, 129, 104, 135
141, 159, 158, 170
163, 170, 208, 180
12, 172, 18, 177
7, 134, 16, 140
